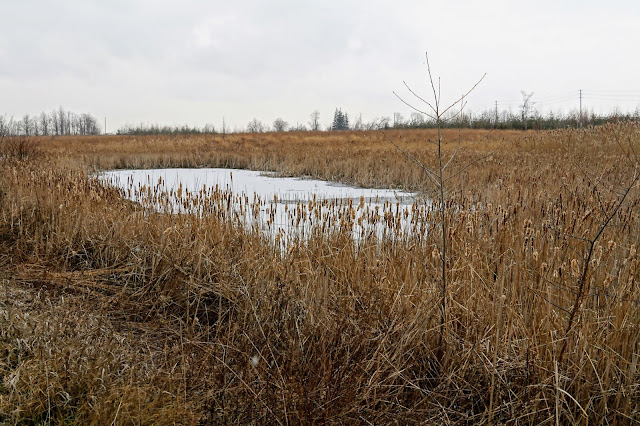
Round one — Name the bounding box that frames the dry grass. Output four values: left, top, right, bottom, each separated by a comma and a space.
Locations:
42, 129, 526, 191
1, 124, 639, 424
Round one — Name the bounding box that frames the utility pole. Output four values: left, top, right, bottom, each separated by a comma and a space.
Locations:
459, 95, 464, 144
579, 89, 583, 128
222, 116, 226, 140
495, 101, 498, 127
104, 117, 107, 135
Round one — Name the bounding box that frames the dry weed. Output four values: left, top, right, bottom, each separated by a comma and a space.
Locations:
0, 124, 639, 424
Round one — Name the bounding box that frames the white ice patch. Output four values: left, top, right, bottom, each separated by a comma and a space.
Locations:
98, 168, 430, 244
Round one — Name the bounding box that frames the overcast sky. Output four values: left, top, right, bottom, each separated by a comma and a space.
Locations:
2, 0, 640, 132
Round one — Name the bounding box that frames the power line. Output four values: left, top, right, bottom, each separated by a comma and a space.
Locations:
582, 95, 640, 101
583, 89, 640, 93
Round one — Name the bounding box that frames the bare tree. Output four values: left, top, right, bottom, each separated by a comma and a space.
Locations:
393, 52, 487, 361
393, 112, 404, 128
39, 112, 49, 136
67, 110, 74, 134
409, 112, 425, 127
203, 123, 216, 134
378, 116, 391, 130
31, 116, 40, 136
520, 91, 535, 131
352, 114, 364, 131
246, 118, 266, 133
309, 110, 321, 131
50, 109, 59, 136
58, 107, 66, 135
272, 118, 289, 132
539, 130, 640, 364
20, 114, 32, 136
0, 115, 10, 140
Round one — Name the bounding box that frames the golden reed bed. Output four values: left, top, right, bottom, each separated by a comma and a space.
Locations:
1, 124, 639, 424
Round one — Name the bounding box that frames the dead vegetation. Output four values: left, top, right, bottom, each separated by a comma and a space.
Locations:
1, 124, 639, 424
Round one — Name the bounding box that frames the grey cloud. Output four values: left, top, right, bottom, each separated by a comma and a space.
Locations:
2, 0, 639, 130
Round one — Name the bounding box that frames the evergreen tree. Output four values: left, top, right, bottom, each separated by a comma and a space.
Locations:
332, 108, 349, 131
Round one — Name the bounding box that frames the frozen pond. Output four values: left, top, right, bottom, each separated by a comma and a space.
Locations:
99, 168, 430, 243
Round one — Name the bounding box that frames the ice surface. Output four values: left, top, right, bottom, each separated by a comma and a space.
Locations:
98, 168, 428, 244
100, 168, 413, 202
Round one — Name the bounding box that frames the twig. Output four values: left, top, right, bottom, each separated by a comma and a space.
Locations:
558, 166, 640, 363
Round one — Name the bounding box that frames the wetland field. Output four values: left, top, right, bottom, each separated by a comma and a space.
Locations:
1, 125, 639, 424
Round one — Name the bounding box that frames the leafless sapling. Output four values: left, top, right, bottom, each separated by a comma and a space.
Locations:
391, 52, 487, 359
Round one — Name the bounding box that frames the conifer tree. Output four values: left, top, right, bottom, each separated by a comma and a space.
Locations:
332, 108, 349, 130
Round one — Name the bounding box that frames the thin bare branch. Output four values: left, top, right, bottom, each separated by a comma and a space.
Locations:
442, 146, 462, 172
628, 135, 639, 164
440, 104, 470, 123
612, 128, 639, 169
444, 151, 494, 183
440, 73, 487, 118
528, 268, 580, 296
402, 81, 437, 114
543, 224, 593, 244
425, 52, 440, 114
529, 288, 571, 314
381, 132, 440, 187
393, 92, 438, 121
576, 163, 626, 198
558, 166, 640, 363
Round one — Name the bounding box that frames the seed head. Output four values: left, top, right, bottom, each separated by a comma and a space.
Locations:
571, 259, 580, 277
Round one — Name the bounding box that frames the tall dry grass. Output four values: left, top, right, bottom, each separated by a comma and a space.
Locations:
0, 124, 639, 424
42, 129, 526, 191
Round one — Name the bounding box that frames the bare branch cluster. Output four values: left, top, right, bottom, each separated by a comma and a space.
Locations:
390, 52, 488, 360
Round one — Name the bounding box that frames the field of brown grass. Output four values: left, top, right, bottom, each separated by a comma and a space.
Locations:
1, 124, 639, 424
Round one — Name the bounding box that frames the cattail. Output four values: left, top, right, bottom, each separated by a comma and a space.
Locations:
592, 244, 603, 268
432, 247, 439, 260
571, 258, 580, 277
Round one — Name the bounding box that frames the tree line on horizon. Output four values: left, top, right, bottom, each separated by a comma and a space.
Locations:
3, 106, 640, 137
0, 107, 101, 137
116, 107, 640, 135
